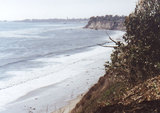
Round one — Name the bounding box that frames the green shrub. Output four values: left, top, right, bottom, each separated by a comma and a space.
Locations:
106, 0, 160, 83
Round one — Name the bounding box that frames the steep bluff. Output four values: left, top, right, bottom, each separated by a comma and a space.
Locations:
71, 74, 160, 113
85, 15, 126, 31
72, 0, 160, 112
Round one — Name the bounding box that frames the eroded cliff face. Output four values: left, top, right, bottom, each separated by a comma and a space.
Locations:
71, 74, 160, 113
85, 15, 126, 31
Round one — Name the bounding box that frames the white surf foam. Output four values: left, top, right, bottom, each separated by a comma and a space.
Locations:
0, 46, 113, 113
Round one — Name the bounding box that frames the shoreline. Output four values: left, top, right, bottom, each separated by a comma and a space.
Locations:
52, 94, 84, 113
0, 46, 113, 113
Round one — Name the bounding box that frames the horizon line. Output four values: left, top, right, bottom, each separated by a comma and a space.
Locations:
0, 14, 127, 22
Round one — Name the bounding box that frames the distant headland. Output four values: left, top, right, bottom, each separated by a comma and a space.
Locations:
85, 15, 126, 31
13, 18, 89, 23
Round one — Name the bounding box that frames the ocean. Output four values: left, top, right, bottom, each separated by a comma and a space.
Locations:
0, 21, 124, 113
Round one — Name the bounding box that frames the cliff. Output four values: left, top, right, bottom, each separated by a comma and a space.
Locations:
72, 0, 160, 113
85, 15, 126, 31
71, 74, 160, 113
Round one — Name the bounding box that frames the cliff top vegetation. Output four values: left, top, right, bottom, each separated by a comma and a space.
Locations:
89, 15, 125, 22
72, 0, 160, 112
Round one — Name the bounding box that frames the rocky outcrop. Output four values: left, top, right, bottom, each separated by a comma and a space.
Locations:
85, 15, 126, 31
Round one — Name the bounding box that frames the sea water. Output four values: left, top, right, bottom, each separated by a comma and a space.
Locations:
0, 21, 124, 113
0, 21, 119, 90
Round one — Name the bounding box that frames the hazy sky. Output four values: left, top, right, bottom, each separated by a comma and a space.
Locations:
0, 0, 138, 20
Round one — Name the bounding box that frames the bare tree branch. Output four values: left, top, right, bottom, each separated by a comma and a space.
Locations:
106, 31, 119, 45
97, 41, 109, 46
97, 44, 118, 48
97, 31, 120, 48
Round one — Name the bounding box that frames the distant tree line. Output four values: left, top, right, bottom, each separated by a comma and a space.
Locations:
89, 15, 125, 22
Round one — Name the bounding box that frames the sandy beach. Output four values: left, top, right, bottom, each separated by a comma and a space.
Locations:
0, 46, 113, 113
52, 94, 83, 113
